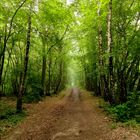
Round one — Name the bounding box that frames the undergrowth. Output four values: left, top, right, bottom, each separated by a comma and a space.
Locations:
0, 98, 26, 135
100, 91, 140, 125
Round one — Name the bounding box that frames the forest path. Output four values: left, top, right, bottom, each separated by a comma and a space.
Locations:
2, 89, 140, 140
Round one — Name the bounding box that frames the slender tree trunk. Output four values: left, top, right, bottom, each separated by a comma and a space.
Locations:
98, 1, 107, 99
128, 60, 139, 91
17, 15, 31, 112
41, 56, 46, 96
41, 39, 46, 96
119, 71, 127, 103
0, 28, 7, 96
98, 27, 105, 98
107, 0, 115, 104
55, 61, 63, 93
47, 51, 51, 96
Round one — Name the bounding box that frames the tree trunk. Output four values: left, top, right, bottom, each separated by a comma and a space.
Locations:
54, 61, 63, 94
47, 51, 51, 96
119, 71, 127, 103
98, 17, 105, 97
107, 0, 115, 104
41, 39, 46, 96
0, 32, 7, 97
98, 1, 107, 99
17, 15, 31, 112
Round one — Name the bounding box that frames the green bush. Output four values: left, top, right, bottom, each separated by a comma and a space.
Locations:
127, 91, 140, 122
106, 103, 129, 122
0, 112, 26, 134
0, 107, 16, 120
23, 70, 42, 103
23, 90, 42, 103
105, 91, 140, 122
6, 112, 26, 125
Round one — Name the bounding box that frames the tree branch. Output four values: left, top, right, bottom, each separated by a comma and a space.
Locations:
47, 25, 69, 55
6, 0, 27, 42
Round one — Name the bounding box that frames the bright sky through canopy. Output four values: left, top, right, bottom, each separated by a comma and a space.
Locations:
67, 0, 74, 5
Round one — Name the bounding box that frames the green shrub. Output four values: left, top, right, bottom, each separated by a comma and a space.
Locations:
6, 112, 26, 125
0, 112, 26, 134
124, 120, 139, 127
126, 91, 140, 122
0, 107, 16, 120
23, 70, 42, 103
23, 90, 42, 103
106, 103, 129, 122
105, 91, 140, 122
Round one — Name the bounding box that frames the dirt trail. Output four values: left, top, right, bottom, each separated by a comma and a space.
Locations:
1, 89, 140, 140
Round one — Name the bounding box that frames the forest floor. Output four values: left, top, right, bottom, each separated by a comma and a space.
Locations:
1, 89, 140, 140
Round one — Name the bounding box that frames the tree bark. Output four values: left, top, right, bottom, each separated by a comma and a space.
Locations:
41, 38, 46, 96
0, 27, 7, 96
47, 51, 52, 96
17, 14, 31, 112
97, 1, 108, 99
54, 61, 63, 94
107, 0, 115, 104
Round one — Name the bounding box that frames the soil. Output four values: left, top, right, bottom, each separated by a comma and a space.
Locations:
1, 89, 140, 140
